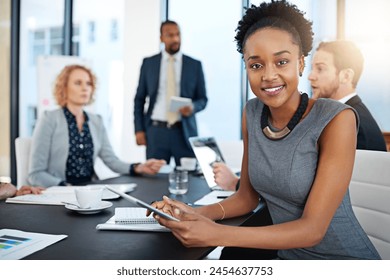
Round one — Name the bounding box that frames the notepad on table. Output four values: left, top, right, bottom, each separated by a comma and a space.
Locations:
96, 207, 170, 232
115, 207, 158, 224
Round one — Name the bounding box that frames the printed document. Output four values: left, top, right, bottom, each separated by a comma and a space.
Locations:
0, 229, 67, 260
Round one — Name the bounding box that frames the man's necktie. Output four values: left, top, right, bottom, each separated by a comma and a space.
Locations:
166, 56, 178, 125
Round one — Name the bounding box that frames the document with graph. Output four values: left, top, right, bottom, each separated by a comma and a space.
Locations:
0, 229, 67, 260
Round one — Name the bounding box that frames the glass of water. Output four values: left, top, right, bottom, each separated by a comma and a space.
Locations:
168, 168, 189, 195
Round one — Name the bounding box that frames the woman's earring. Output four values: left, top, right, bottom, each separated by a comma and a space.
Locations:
299, 72, 302, 77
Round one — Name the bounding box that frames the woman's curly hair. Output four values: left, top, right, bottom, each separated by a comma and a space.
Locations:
235, 0, 313, 57
54, 64, 97, 107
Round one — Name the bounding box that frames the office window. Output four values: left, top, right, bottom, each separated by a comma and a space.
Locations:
19, 0, 64, 137
345, 0, 390, 131
30, 26, 65, 64
110, 19, 119, 41
169, 0, 242, 141
49, 27, 63, 55
88, 21, 95, 43
72, 25, 80, 55
31, 29, 45, 65
73, 0, 125, 153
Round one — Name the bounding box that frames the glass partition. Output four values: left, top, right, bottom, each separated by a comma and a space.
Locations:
73, 0, 125, 151
345, 0, 390, 131
169, 0, 243, 141
19, 0, 64, 137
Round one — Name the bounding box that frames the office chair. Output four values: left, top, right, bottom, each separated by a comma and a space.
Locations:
349, 149, 390, 259
15, 137, 32, 187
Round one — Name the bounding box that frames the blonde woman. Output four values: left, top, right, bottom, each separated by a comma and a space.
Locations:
29, 64, 165, 187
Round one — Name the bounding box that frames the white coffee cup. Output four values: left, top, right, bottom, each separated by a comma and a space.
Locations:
75, 186, 103, 209
180, 157, 197, 171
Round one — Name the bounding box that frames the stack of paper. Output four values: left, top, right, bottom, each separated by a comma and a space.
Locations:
194, 190, 235, 205
5, 184, 136, 205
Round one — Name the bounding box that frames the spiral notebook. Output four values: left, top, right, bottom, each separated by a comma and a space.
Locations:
96, 207, 170, 232
115, 207, 157, 224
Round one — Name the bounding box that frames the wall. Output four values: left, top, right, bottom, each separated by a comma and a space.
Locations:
0, 0, 11, 176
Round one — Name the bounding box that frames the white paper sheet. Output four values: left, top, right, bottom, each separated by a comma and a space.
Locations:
0, 229, 67, 260
194, 190, 235, 205
5, 184, 136, 205
169, 96, 192, 112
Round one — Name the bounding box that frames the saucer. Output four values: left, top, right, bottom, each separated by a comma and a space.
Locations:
65, 201, 113, 214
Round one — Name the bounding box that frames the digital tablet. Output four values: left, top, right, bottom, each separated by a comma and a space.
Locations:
188, 136, 225, 190
105, 185, 180, 222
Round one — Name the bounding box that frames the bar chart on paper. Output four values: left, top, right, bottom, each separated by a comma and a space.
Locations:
0, 229, 67, 260
0, 234, 31, 250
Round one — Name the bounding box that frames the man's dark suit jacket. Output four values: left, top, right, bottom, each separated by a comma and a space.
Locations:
346, 95, 387, 151
134, 53, 207, 147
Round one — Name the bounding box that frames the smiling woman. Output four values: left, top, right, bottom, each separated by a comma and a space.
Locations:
149, 0, 380, 260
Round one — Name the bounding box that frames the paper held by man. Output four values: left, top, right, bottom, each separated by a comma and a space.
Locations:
169, 96, 192, 112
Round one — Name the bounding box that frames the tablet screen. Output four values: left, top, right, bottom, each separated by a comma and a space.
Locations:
105, 186, 179, 222
189, 136, 225, 189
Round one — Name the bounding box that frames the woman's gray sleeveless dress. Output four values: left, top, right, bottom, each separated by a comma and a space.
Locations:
246, 97, 380, 260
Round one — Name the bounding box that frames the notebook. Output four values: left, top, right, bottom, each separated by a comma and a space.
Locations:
96, 207, 170, 232
115, 207, 157, 224
188, 136, 226, 190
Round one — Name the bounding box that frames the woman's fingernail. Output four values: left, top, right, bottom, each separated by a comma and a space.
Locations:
174, 208, 180, 215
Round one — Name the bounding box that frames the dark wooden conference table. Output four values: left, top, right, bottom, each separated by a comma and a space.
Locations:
0, 173, 265, 260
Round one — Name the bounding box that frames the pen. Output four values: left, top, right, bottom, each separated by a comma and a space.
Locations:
217, 196, 228, 199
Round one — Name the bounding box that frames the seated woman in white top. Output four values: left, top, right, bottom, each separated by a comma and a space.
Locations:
28, 64, 165, 187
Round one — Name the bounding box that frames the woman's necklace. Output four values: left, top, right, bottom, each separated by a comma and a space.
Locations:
261, 93, 309, 140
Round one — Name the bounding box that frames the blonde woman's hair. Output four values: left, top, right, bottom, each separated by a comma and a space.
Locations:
53, 64, 97, 107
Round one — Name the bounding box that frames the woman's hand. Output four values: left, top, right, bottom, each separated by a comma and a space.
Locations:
15, 185, 45, 196
146, 196, 194, 217
135, 159, 167, 175
153, 196, 222, 248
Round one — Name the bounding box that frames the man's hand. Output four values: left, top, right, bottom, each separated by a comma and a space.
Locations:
212, 162, 239, 191
179, 105, 193, 117
135, 131, 146, 145
135, 159, 167, 175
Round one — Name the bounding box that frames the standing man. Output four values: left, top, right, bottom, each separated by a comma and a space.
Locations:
134, 20, 208, 165
309, 40, 387, 151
